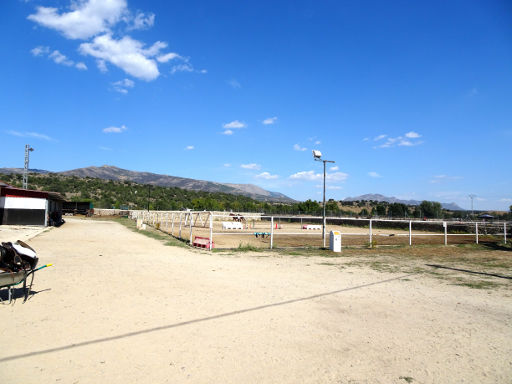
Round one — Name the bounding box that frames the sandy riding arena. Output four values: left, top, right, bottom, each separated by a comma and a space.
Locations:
1, 218, 511, 383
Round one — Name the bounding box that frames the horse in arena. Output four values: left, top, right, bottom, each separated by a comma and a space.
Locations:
229, 213, 246, 222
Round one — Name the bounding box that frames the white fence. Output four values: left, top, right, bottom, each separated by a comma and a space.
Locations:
92, 210, 512, 250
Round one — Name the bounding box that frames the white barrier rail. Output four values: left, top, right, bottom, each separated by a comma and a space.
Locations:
98, 210, 511, 250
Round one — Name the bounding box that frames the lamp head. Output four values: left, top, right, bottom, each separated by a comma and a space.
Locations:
312, 150, 322, 159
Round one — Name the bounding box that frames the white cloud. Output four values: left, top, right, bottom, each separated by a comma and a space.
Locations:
96, 59, 108, 72
371, 132, 424, 148
255, 172, 279, 180
315, 140, 321, 145
223, 120, 246, 129
103, 124, 127, 133
316, 184, 343, 190
223, 163, 231, 167
430, 175, 462, 184
293, 144, 307, 151
185, 145, 194, 150
49, 50, 74, 66
28, 0, 127, 40
362, 137, 369, 142
170, 63, 193, 74
405, 131, 421, 139
330, 166, 339, 171
241, 163, 261, 170
112, 78, 134, 93
32, 46, 88, 70
499, 198, 512, 203
289, 170, 348, 182
6, 130, 54, 141
222, 129, 234, 135
368, 171, 382, 178
28, 1, 199, 83
228, 79, 241, 89
99, 146, 112, 151
126, 11, 155, 31
262, 117, 277, 125
31, 46, 50, 56
80, 34, 163, 81
156, 52, 181, 63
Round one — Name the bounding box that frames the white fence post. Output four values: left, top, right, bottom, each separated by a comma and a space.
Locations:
475, 223, 479, 244
323, 216, 327, 248
189, 213, 193, 244
444, 222, 447, 246
504, 223, 507, 244
209, 213, 213, 251
369, 219, 373, 246
171, 213, 175, 235
270, 216, 274, 249
409, 221, 412, 246
179, 213, 183, 239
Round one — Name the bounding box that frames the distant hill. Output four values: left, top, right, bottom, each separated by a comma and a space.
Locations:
343, 193, 464, 211
0, 165, 294, 203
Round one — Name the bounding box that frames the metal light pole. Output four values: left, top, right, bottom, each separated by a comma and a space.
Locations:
313, 150, 335, 248
469, 194, 476, 218
23, 144, 34, 189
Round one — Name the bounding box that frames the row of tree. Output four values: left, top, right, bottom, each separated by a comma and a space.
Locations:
1, 173, 509, 219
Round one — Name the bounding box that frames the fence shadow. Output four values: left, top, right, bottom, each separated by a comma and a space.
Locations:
0, 274, 411, 363
425, 264, 512, 280
479, 241, 512, 252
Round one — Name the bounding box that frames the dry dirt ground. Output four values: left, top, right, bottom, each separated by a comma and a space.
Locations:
1, 218, 511, 384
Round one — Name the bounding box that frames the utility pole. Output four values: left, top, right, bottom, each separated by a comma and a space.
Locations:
23, 144, 34, 189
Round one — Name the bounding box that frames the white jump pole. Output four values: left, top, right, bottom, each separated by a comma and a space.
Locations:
209, 213, 213, 251
179, 213, 183, 239
270, 216, 274, 249
475, 223, 479, 244
444, 221, 447, 246
409, 220, 412, 246
504, 223, 507, 244
171, 213, 175, 235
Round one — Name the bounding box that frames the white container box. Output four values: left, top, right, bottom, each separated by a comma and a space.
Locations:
329, 230, 342, 252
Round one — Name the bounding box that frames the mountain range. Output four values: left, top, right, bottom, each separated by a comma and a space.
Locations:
0, 165, 295, 203
0, 166, 465, 209
343, 193, 464, 211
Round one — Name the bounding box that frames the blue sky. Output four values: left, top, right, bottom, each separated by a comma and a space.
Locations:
1, 0, 511, 210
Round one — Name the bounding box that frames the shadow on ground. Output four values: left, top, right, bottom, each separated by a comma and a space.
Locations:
0, 274, 411, 363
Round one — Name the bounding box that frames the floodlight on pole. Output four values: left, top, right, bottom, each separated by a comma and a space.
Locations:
313, 150, 335, 248
23, 144, 34, 189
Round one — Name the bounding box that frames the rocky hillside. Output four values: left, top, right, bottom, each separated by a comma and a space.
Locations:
0, 165, 294, 203
344, 193, 464, 211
